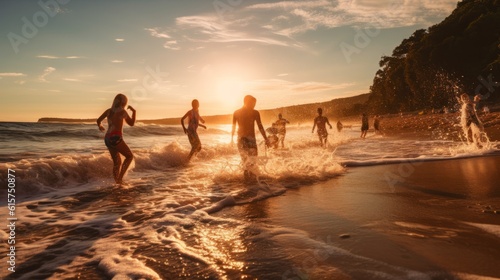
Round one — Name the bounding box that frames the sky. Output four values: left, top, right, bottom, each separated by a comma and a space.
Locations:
0, 0, 458, 122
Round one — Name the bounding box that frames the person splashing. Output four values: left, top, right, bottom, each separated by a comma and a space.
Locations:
97, 93, 136, 184
459, 93, 489, 148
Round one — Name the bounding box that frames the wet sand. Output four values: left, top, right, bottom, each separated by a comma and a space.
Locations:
216, 155, 500, 279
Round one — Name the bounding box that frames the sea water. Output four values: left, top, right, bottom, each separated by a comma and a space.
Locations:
0, 118, 498, 279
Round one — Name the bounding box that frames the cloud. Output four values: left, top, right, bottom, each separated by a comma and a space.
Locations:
145, 0, 456, 52
117, 79, 138, 82
291, 81, 354, 92
244, 0, 457, 35
145, 27, 180, 50
145, 13, 298, 51
0, 73, 26, 77
37, 55, 84, 59
111, 60, 124, 63
39, 67, 56, 82
145, 28, 171, 39
115, 38, 125, 42
63, 78, 81, 82
247, 78, 354, 93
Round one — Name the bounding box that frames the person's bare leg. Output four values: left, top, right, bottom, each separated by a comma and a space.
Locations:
108, 148, 122, 183
116, 141, 134, 184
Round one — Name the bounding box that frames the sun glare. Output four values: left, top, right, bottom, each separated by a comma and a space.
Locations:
215, 77, 247, 111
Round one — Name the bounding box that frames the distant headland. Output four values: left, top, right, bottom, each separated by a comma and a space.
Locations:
38, 94, 370, 125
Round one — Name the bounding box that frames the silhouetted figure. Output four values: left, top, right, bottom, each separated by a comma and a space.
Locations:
274, 113, 290, 148
231, 95, 270, 181
97, 94, 136, 184
181, 99, 207, 161
373, 115, 380, 134
312, 108, 332, 147
361, 113, 369, 139
336, 120, 343, 132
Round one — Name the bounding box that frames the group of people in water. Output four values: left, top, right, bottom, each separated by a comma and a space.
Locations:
97, 92, 486, 184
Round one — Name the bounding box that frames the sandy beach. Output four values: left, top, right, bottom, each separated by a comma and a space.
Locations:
1, 111, 499, 279
208, 112, 500, 279
215, 155, 500, 279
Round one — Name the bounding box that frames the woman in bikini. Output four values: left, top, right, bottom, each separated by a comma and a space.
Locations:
97, 93, 136, 184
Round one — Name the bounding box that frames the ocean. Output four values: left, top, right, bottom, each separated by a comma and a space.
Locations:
0, 118, 499, 279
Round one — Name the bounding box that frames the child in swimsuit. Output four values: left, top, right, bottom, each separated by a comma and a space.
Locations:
181, 99, 207, 161
97, 93, 136, 184
312, 108, 332, 147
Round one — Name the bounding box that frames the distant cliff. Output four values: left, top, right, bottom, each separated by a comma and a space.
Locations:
39, 93, 369, 125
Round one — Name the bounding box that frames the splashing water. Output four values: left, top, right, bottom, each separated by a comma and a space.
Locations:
459, 98, 492, 149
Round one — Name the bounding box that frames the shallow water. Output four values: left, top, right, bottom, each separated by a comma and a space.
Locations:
0, 120, 499, 279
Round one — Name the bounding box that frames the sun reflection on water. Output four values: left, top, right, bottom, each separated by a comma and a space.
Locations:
195, 224, 248, 279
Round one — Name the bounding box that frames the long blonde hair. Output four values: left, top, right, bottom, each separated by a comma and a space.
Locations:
109, 94, 127, 117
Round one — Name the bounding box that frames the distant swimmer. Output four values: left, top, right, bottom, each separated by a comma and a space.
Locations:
373, 115, 380, 134
360, 113, 369, 139
97, 93, 136, 184
336, 120, 343, 132
274, 113, 290, 148
231, 95, 270, 181
181, 99, 207, 161
312, 108, 332, 147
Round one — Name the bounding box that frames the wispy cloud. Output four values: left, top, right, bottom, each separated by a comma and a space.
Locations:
145, 28, 171, 39
145, 14, 297, 50
63, 78, 81, 82
115, 38, 125, 42
245, 0, 457, 35
39, 67, 56, 82
145, 27, 180, 50
117, 79, 138, 82
180, 15, 294, 47
247, 78, 354, 93
148, 0, 455, 52
111, 60, 123, 63
0, 73, 26, 77
37, 55, 84, 59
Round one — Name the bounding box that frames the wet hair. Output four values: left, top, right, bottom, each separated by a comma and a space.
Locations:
317, 108, 323, 114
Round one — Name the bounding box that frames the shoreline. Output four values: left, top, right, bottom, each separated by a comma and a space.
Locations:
215, 155, 500, 279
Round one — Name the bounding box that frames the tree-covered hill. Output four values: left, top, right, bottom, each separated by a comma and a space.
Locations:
366, 0, 500, 114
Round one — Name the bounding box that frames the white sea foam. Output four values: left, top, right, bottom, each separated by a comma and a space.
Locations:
1, 120, 499, 279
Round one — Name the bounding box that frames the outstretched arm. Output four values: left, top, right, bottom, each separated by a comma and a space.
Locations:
256, 112, 268, 144
97, 109, 109, 132
125, 106, 136, 126
312, 119, 316, 133
231, 113, 237, 143
326, 118, 332, 129
181, 111, 189, 134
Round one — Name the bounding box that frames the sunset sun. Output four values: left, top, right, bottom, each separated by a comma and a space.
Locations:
214, 76, 248, 110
